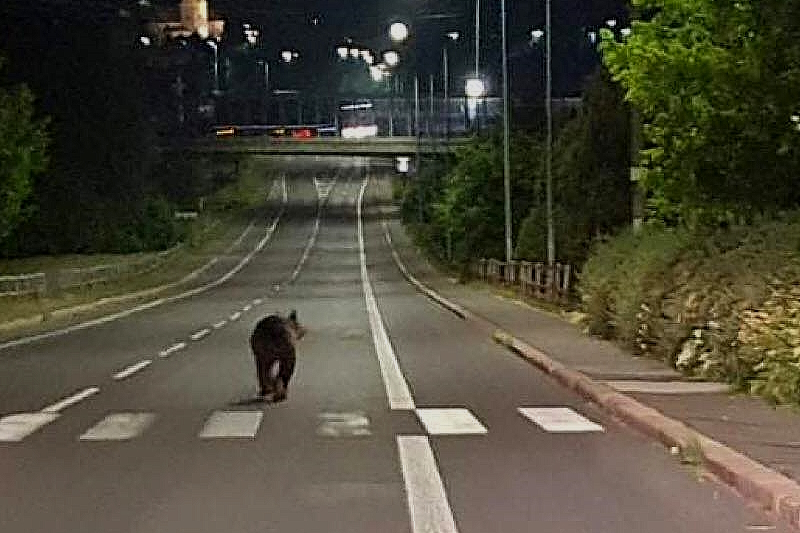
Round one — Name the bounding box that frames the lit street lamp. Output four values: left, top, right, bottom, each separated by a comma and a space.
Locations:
389, 22, 409, 43
383, 50, 400, 67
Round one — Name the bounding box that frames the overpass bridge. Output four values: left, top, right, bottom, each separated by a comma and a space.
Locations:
164, 136, 472, 158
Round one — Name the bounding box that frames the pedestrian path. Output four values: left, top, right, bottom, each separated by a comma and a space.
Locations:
0, 405, 607, 443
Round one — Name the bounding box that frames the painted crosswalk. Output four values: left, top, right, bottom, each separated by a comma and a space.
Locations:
0, 406, 605, 443
199, 411, 263, 439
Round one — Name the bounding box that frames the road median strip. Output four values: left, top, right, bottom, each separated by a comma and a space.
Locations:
383, 220, 800, 529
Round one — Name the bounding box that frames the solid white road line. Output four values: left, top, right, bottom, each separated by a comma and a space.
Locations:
0, 412, 60, 442
190, 328, 211, 341
229, 311, 242, 321
198, 411, 263, 439
415, 408, 488, 435
518, 407, 604, 433
79, 412, 155, 441
357, 178, 415, 411
40, 386, 100, 414
112, 359, 152, 380
397, 436, 460, 533
212, 320, 227, 329
159, 341, 187, 358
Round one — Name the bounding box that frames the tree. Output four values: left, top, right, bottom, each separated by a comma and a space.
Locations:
601, 0, 800, 224
0, 57, 48, 247
516, 69, 631, 265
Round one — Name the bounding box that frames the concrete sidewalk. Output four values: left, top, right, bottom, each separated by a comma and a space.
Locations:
384, 219, 800, 528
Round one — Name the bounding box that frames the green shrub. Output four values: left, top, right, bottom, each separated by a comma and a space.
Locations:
578, 224, 689, 343
579, 213, 800, 406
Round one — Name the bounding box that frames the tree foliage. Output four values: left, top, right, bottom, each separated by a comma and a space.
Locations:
516, 69, 632, 265
0, 57, 48, 245
601, 0, 800, 224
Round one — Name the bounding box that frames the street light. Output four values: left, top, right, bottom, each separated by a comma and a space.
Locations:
383, 50, 400, 67
389, 22, 409, 42
501, 0, 512, 265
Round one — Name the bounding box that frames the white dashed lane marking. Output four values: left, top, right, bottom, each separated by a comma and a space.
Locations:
159, 341, 187, 358
518, 407, 604, 433
0, 413, 60, 442
199, 411, 263, 439
415, 408, 488, 435
41, 386, 100, 414
213, 320, 227, 329
112, 359, 152, 380
252, 298, 263, 306
190, 328, 211, 341
79, 413, 156, 441
242, 304, 252, 312
229, 311, 242, 321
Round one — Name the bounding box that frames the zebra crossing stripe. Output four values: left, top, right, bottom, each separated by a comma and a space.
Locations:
199, 411, 263, 439
415, 408, 487, 435
518, 407, 604, 433
0, 412, 59, 442
79, 413, 156, 441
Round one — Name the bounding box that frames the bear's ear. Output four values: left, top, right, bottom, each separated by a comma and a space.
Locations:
288, 309, 298, 322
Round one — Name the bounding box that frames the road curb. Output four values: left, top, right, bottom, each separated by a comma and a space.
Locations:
382, 222, 800, 529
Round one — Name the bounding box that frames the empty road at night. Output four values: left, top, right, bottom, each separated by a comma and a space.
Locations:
0, 157, 789, 533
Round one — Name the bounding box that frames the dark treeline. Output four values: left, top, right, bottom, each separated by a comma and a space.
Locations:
0, 1, 213, 257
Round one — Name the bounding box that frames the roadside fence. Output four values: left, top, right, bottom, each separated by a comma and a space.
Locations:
0, 244, 182, 298
472, 258, 572, 303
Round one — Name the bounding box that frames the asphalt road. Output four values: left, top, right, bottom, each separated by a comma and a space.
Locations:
0, 156, 791, 533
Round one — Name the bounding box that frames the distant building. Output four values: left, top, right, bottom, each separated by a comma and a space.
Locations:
147, 0, 224, 44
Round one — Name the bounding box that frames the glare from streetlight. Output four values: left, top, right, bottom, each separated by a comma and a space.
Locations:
349, 48, 360, 59
389, 22, 409, 42
620, 27, 632, 37
139, 35, 151, 46
383, 50, 400, 67
281, 50, 294, 63
446, 31, 460, 41
606, 18, 618, 28
336, 46, 349, 59
465, 78, 486, 98
530, 29, 544, 43
587, 31, 597, 44
370, 66, 383, 82
360, 50, 372, 62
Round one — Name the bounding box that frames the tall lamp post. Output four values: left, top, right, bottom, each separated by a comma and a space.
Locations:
501, 0, 512, 265
544, 0, 555, 271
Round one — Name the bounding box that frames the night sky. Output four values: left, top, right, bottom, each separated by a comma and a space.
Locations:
0, 0, 630, 97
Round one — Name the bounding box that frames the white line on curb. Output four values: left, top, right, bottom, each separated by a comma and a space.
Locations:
357, 178, 415, 411
41, 386, 100, 414
112, 359, 152, 380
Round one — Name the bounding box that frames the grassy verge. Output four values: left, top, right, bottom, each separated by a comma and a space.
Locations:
0, 158, 280, 334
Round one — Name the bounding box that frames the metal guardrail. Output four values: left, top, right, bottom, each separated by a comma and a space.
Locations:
473, 259, 571, 302
0, 273, 46, 298
1, 244, 182, 298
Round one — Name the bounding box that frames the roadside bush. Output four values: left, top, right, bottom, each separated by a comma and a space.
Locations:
578, 213, 800, 406
578, 224, 689, 342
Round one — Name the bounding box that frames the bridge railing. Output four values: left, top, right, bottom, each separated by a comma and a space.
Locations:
473, 259, 572, 303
